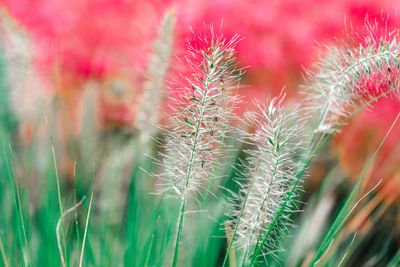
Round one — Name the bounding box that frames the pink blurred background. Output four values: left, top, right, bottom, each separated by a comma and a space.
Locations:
1, 0, 400, 190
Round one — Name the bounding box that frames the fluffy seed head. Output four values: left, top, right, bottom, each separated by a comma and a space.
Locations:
303, 22, 400, 133
230, 94, 303, 261
137, 10, 175, 142
157, 30, 241, 198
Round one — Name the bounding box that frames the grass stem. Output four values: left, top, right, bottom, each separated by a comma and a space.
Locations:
222, 161, 260, 267
310, 111, 400, 265
79, 173, 95, 267
249, 87, 399, 266
51, 142, 67, 265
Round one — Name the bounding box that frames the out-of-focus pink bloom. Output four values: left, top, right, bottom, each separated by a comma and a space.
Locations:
3, 0, 171, 80
5, 0, 400, 96
2, 0, 400, 139
173, 0, 400, 102
3, 0, 172, 127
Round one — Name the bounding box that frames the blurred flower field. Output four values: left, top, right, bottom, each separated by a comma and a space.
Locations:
0, 0, 399, 266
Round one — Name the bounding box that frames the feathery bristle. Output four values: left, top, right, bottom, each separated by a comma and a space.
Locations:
157, 32, 241, 198
137, 10, 175, 142
303, 35, 400, 133
229, 94, 303, 263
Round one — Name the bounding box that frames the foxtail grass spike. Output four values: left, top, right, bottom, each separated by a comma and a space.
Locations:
227, 94, 304, 264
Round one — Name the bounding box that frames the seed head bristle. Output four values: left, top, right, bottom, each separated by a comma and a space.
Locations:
157, 31, 242, 198
229, 94, 304, 263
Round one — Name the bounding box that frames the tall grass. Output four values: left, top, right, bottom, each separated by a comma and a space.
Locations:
0, 12, 399, 267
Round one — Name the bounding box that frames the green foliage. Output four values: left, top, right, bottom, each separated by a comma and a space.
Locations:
0, 16, 399, 267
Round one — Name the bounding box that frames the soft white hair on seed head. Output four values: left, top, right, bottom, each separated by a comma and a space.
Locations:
228, 93, 305, 263
156, 30, 242, 199
302, 27, 400, 134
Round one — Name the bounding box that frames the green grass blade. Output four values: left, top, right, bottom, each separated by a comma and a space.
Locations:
310, 111, 400, 265
222, 161, 260, 267
8, 145, 31, 267
250, 86, 399, 266
172, 197, 186, 267
51, 140, 67, 263
1, 138, 30, 266
79, 175, 95, 267
73, 162, 81, 256
0, 234, 9, 267
388, 249, 400, 267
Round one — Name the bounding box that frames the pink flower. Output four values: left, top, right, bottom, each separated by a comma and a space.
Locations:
3, 0, 171, 80
6, 0, 400, 93
3, 0, 172, 127
3, 0, 400, 130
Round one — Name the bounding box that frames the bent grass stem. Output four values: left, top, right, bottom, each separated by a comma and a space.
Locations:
249, 86, 399, 266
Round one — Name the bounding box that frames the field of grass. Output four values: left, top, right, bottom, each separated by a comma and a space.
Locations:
0, 11, 399, 267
